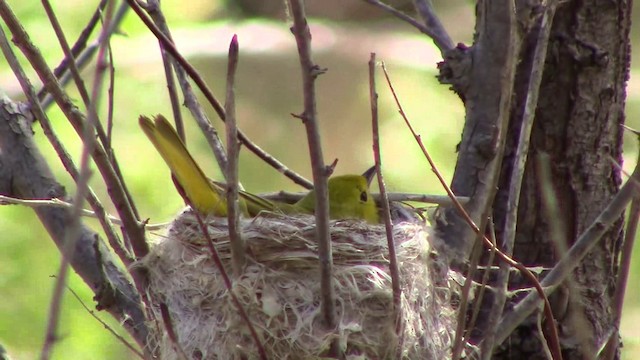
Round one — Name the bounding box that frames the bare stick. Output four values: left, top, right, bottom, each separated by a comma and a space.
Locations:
190, 211, 266, 360
602, 158, 640, 359
368, 54, 403, 347
288, 1, 338, 354
380, 63, 562, 359
537, 153, 594, 355
465, 219, 497, 349
493, 151, 640, 347
38, 0, 107, 99
159, 303, 189, 360
225, 35, 245, 276
125, 0, 313, 188
67, 286, 145, 359
105, 38, 116, 147
0, 195, 169, 228
144, 0, 205, 149
260, 191, 469, 205
451, 238, 482, 358
41, 3, 129, 111
40, 2, 116, 357
144, 0, 186, 140
481, 2, 560, 357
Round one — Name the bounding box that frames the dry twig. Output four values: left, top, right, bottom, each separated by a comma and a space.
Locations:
225, 35, 246, 275
368, 54, 403, 356
287, 3, 337, 354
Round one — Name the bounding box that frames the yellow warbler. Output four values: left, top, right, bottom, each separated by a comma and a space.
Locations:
139, 115, 379, 223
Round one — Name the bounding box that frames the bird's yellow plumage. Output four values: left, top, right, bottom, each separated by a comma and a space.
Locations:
139, 115, 379, 224
139, 115, 236, 216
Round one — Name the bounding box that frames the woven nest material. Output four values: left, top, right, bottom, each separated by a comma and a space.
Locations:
143, 210, 458, 359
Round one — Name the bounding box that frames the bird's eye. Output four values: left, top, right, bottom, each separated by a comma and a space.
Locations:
360, 191, 368, 202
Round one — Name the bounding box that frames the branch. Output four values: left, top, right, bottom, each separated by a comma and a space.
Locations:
369, 54, 403, 353
225, 35, 246, 275
0, 99, 148, 349
287, 0, 337, 351
412, 0, 454, 54
260, 191, 469, 206
493, 151, 640, 347
363, 0, 453, 55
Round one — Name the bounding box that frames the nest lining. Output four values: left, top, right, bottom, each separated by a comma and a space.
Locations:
143, 210, 457, 359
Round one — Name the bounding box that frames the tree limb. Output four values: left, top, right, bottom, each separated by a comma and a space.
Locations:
0, 99, 148, 349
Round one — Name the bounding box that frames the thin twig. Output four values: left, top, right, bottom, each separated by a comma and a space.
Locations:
288, 2, 337, 349
0, 194, 162, 228
41, 3, 129, 111
145, 0, 186, 140
380, 63, 561, 359
67, 286, 145, 359
368, 53, 403, 356
225, 34, 245, 276
260, 191, 469, 205
144, 0, 200, 147
493, 150, 640, 347
466, 218, 498, 347
159, 303, 189, 360
602, 157, 640, 359
38, 0, 107, 99
6, 198, 168, 230
105, 37, 116, 148
40, 2, 116, 357
126, 0, 313, 188
451, 230, 483, 358
481, 3, 560, 358
191, 210, 266, 360
537, 153, 593, 356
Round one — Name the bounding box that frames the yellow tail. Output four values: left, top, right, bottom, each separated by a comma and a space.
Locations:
139, 115, 235, 216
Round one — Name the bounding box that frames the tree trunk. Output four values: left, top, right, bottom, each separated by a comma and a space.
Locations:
438, 0, 631, 358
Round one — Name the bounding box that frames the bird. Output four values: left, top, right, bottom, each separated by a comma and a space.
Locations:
139, 115, 380, 223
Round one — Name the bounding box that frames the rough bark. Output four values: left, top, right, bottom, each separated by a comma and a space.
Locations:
0, 100, 149, 348
438, 0, 631, 359
495, 1, 630, 358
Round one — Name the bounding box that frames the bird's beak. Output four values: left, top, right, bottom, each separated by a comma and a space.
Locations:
362, 166, 377, 187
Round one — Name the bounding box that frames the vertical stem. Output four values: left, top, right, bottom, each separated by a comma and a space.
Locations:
225, 35, 245, 276
287, 0, 337, 348
369, 54, 403, 355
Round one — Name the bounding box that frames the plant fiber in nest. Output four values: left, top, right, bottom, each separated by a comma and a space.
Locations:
143, 210, 456, 359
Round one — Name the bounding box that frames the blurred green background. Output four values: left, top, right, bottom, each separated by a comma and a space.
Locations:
0, 1, 638, 359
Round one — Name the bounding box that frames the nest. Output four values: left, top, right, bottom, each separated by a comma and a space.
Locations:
143, 210, 458, 359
